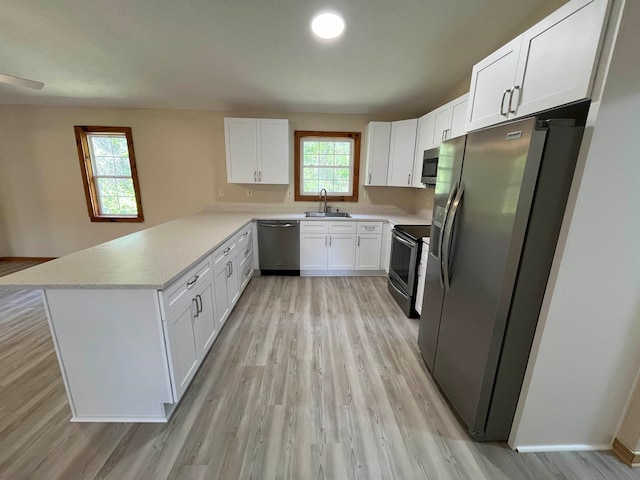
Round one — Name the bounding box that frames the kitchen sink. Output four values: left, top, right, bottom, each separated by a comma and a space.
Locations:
304, 212, 351, 218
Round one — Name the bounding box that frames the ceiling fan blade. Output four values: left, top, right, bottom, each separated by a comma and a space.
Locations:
0, 73, 44, 90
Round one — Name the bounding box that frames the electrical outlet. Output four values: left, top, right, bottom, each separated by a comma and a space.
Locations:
287, 189, 292, 197
247, 189, 253, 197
218, 188, 224, 197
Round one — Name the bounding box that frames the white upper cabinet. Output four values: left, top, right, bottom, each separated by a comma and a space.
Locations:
432, 104, 452, 147
411, 113, 435, 188
466, 36, 522, 132
364, 122, 392, 186
466, 0, 610, 131
513, 0, 610, 118
224, 118, 289, 184
448, 94, 469, 139
387, 119, 418, 187
257, 119, 289, 184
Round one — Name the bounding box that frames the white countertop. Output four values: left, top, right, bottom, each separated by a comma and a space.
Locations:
0, 211, 429, 290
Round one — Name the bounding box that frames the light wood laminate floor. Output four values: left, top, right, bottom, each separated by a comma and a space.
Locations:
0, 262, 637, 479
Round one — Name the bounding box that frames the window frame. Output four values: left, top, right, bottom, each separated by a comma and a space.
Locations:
74, 126, 144, 223
294, 130, 361, 202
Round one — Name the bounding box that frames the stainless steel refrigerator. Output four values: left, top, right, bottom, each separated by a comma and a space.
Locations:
418, 103, 588, 441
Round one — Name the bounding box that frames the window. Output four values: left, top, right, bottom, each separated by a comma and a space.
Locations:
74, 126, 144, 222
294, 131, 361, 201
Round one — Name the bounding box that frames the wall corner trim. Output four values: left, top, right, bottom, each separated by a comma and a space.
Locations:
612, 438, 640, 468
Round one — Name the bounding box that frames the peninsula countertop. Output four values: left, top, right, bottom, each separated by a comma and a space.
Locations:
0, 211, 430, 290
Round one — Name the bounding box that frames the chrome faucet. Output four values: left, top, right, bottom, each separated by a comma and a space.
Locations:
319, 188, 328, 213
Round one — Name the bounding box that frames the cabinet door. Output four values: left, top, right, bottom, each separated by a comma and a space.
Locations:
356, 234, 382, 270
166, 300, 199, 401
448, 94, 469, 139
214, 264, 230, 327
381, 223, 393, 273
224, 118, 258, 183
300, 234, 328, 270
411, 113, 435, 188
194, 279, 217, 356
512, 0, 609, 119
328, 234, 356, 270
227, 255, 240, 307
387, 119, 418, 187
431, 104, 452, 147
364, 122, 391, 186
466, 36, 522, 132
257, 119, 289, 184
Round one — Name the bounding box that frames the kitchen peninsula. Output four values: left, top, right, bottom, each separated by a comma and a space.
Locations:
0, 210, 428, 422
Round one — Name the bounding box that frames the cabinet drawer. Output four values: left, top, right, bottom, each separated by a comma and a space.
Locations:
239, 242, 253, 267
240, 254, 254, 284
329, 221, 356, 234
161, 255, 213, 319
357, 222, 383, 234
301, 221, 328, 233
213, 237, 237, 269
236, 223, 252, 250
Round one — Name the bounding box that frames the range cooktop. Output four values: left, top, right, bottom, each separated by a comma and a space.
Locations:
394, 224, 431, 241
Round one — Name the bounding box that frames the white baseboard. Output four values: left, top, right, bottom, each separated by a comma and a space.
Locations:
515, 443, 611, 453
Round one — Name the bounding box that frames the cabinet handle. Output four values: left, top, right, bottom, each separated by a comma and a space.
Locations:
325, 236, 327, 246
508, 85, 520, 114
364, 226, 375, 231
254, 171, 257, 182
196, 294, 203, 314
242, 231, 249, 238
500, 88, 511, 116
368, 173, 372, 184
230, 261, 233, 275
244, 248, 250, 257
226, 262, 231, 277
407, 174, 411, 185
224, 247, 230, 256
192, 298, 199, 318
187, 275, 199, 289
259, 171, 262, 182
329, 236, 332, 247
441, 129, 446, 141
357, 236, 360, 247
245, 269, 251, 277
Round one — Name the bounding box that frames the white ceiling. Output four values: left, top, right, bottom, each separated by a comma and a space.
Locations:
0, 0, 567, 117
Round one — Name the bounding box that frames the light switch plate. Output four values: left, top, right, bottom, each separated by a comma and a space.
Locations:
218, 188, 224, 197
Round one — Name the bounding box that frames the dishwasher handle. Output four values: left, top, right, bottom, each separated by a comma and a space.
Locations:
259, 223, 294, 228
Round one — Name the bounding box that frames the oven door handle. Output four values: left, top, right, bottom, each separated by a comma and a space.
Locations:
438, 180, 459, 288
392, 231, 417, 249
442, 181, 464, 292
388, 274, 409, 298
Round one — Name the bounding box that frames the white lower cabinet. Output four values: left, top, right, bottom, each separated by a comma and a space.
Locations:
164, 269, 217, 403
328, 234, 356, 269
300, 234, 328, 269
301, 221, 385, 273
193, 277, 217, 356
166, 298, 199, 402
356, 235, 382, 270
356, 222, 383, 270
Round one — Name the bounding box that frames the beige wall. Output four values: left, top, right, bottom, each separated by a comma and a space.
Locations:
0, 105, 424, 257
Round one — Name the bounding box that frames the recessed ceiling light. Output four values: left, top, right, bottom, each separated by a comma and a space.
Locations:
311, 12, 345, 40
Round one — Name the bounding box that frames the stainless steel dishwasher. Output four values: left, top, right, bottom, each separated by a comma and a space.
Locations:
257, 220, 300, 275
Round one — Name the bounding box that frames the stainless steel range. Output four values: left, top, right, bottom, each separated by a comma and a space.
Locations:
388, 224, 430, 317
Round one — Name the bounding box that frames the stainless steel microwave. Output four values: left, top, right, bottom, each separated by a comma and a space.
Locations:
421, 147, 439, 185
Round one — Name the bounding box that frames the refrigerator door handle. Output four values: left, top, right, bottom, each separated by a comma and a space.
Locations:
438, 180, 459, 288
442, 181, 465, 292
